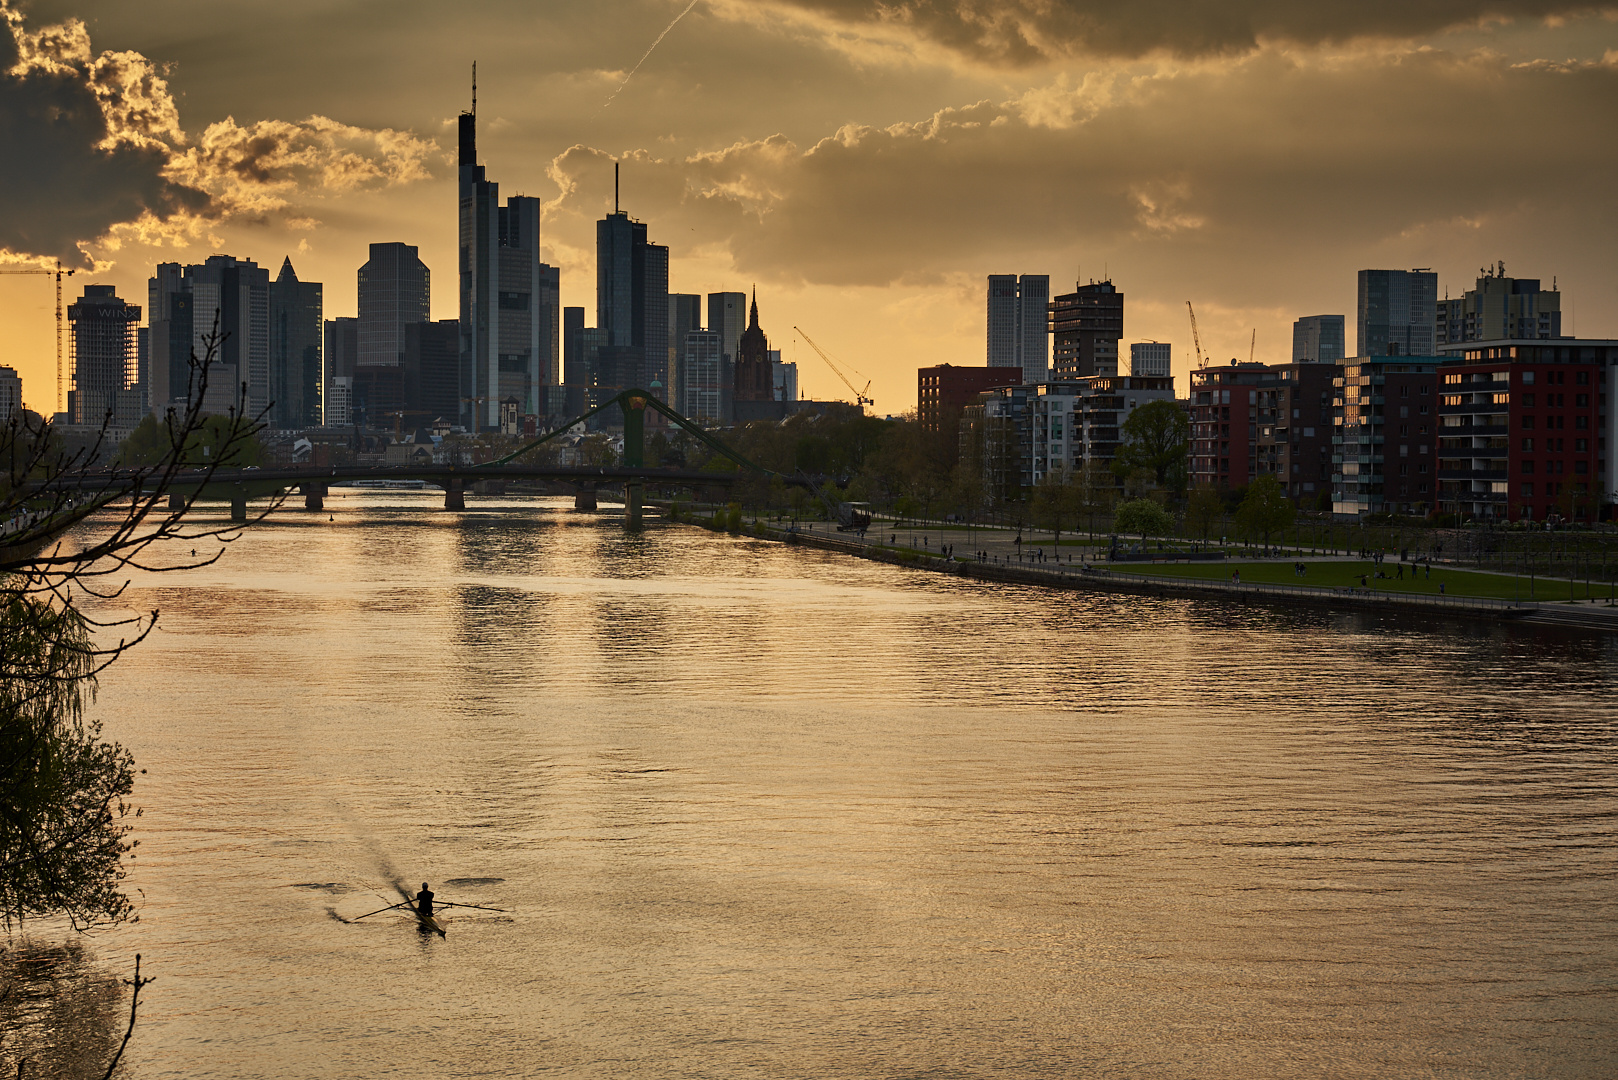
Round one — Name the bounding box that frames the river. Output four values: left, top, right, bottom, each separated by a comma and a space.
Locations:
20, 493, 1618, 1077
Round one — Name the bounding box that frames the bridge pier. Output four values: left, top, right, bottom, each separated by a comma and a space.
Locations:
444, 479, 466, 511
301, 481, 327, 511
622, 393, 646, 531
230, 486, 247, 523
574, 484, 597, 511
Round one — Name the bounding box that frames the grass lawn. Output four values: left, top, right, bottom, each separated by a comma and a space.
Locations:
1121, 559, 1604, 603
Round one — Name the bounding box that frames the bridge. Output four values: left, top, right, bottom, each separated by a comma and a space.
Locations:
29, 389, 820, 529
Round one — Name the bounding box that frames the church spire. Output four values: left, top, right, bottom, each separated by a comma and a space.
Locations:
749, 285, 758, 328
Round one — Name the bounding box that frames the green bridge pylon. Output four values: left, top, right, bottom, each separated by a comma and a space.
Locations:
490, 389, 780, 529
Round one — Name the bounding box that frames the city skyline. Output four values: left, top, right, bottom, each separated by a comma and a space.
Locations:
1, 0, 1616, 415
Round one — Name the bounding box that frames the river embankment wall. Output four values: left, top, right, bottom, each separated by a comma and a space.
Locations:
733, 521, 1618, 636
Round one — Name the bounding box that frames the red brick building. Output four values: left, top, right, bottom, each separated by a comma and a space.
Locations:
1191, 361, 1336, 501
918, 364, 1023, 433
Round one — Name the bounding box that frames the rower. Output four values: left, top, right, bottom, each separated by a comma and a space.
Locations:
416, 883, 435, 917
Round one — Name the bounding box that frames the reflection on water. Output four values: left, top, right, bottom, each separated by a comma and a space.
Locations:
0, 939, 123, 1079
39, 493, 1618, 1078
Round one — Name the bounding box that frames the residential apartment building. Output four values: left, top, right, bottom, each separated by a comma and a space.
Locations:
918, 364, 1023, 434
1435, 338, 1616, 522
1050, 280, 1122, 379
1436, 265, 1561, 345
0, 366, 22, 423
1358, 269, 1436, 357
1191, 361, 1336, 501
1028, 376, 1177, 486
1331, 357, 1439, 518
986, 274, 1049, 383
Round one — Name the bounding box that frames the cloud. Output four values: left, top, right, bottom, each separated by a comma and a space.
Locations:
544, 45, 1618, 303
738, 0, 1618, 63
0, 1, 438, 267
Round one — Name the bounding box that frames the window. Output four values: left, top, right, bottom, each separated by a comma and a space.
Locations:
1577, 416, 1589, 430
1523, 438, 1534, 451
1577, 371, 1590, 386
1521, 482, 1534, 497
1420, 405, 1429, 415
1576, 438, 1588, 452
1418, 463, 1428, 474
1399, 444, 1409, 457
1420, 385, 1430, 395
1522, 371, 1536, 385
1522, 460, 1535, 474
1400, 406, 1409, 418
1577, 394, 1589, 407
1522, 416, 1535, 430
1248, 391, 1257, 405
1522, 393, 1535, 406
1576, 461, 1588, 475
1401, 385, 1409, 398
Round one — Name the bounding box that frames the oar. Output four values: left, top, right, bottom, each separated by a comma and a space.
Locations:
432, 901, 508, 913
352, 900, 409, 921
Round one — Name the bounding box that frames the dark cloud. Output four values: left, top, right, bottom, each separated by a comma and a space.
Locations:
0, 7, 207, 264
763, 0, 1616, 62
546, 48, 1618, 305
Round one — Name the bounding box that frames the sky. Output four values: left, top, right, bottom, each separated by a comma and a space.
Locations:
2, 0, 1616, 416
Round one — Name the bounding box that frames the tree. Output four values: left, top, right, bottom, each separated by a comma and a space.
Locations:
2, 325, 273, 931
1185, 483, 1224, 548
1235, 474, 1295, 553
1114, 498, 1173, 542
1076, 459, 1115, 541
1113, 400, 1189, 494
1030, 467, 1084, 548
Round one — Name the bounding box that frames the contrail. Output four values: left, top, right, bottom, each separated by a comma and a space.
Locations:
604, 0, 701, 108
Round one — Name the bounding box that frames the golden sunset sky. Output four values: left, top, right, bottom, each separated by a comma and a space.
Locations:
2, 0, 1616, 414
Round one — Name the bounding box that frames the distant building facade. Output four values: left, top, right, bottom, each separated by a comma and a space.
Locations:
1291, 315, 1345, 363
1436, 264, 1561, 345
669, 293, 703, 414
1050, 280, 1123, 379
986, 274, 1050, 383
682, 330, 723, 423
149, 255, 268, 415
405, 320, 461, 422
1129, 341, 1171, 377
1357, 269, 1436, 357
918, 364, 1022, 435
1028, 376, 1177, 487
323, 317, 358, 425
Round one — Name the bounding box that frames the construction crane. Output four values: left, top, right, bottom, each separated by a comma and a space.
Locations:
1186, 301, 1206, 369
0, 261, 76, 413
792, 326, 873, 408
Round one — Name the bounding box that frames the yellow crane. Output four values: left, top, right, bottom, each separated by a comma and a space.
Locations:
0, 261, 77, 413
792, 326, 873, 408
1186, 301, 1206, 369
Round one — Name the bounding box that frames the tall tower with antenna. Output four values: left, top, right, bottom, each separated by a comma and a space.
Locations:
458, 65, 558, 430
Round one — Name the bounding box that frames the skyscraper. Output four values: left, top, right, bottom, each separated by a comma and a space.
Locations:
67, 284, 141, 426
269, 258, 323, 427
668, 293, 702, 415
149, 256, 268, 415
0, 366, 20, 424
1357, 269, 1437, 357
324, 316, 358, 425
356, 243, 428, 424
459, 100, 559, 430
1292, 315, 1345, 363
682, 329, 722, 423
1050, 280, 1122, 379
986, 274, 1049, 383
707, 291, 746, 423
1436, 263, 1561, 344
597, 180, 670, 398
